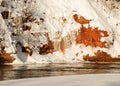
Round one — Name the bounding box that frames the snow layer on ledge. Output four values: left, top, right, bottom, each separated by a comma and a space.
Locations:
0, 74, 120, 86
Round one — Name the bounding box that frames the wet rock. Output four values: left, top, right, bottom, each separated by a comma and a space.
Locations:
1, 11, 10, 19
0, 51, 15, 64
22, 25, 31, 31
22, 46, 32, 56
23, 15, 33, 23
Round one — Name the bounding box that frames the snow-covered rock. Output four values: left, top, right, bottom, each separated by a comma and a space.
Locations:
0, 0, 120, 64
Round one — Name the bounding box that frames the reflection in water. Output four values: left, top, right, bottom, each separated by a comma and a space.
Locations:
1, 63, 120, 81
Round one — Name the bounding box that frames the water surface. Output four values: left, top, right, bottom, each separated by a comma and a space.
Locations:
1, 62, 120, 81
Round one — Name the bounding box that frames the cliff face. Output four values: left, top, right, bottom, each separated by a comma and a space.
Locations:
0, 0, 120, 64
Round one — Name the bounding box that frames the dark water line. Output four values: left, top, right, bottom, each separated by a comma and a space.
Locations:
1, 63, 120, 81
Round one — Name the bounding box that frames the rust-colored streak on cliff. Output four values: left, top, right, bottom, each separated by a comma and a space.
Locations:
73, 14, 109, 48
39, 33, 54, 55
59, 38, 65, 53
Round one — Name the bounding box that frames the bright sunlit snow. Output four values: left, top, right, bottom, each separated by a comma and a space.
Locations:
0, 0, 120, 64
0, 74, 120, 86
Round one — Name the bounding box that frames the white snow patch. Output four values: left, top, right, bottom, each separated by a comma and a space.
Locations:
0, 74, 120, 86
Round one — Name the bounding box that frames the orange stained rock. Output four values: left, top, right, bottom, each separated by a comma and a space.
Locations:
73, 14, 92, 25
74, 14, 109, 48
0, 51, 15, 64
39, 33, 54, 55
76, 26, 108, 48
83, 51, 120, 62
